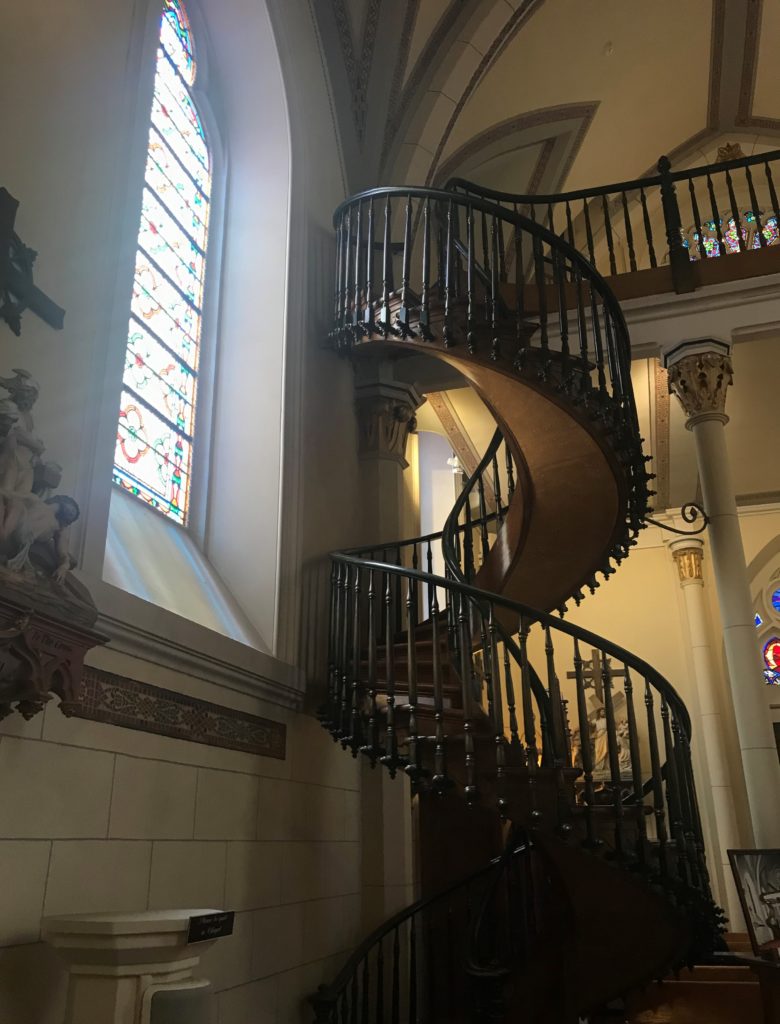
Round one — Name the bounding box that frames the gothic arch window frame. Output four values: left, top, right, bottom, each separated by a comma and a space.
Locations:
755, 568, 780, 686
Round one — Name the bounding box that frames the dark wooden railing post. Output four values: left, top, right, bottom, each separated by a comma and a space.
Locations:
657, 155, 696, 293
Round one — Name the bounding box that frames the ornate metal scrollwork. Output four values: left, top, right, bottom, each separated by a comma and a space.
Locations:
645, 502, 709, 536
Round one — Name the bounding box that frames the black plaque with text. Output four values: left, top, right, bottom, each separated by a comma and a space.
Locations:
187, 911, 235, 944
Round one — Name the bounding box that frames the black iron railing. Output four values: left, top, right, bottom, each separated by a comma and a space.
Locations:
332, 186, 650, 590
448, 147, 780, 293
311, 835, 539, 1024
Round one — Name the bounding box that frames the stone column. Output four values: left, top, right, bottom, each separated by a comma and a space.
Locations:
354, 379, 422, 543
664, 339, 780, 847
353, 374, 422, 934
669, 538, 742, 922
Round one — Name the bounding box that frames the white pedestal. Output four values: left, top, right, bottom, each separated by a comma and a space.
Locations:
42, 909, 223, 1024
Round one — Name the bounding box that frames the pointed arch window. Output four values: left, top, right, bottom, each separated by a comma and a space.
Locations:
113, 0, 212, 525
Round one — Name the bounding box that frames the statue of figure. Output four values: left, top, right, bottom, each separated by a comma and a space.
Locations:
0, 493, 78, 581
592, 707, 609, 772
617, 719, 632, 773
0, 369, 78, 581
570, 727, 582, 769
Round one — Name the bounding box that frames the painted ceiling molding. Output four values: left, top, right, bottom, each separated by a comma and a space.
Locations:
737, 0, 780, 132
423, 0, 547, 187
333, 0, 383, 141
431, 102, 599, 190
379, 0, 522, 178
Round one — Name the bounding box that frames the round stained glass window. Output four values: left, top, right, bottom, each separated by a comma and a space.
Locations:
772, 588, 780, 613
763, 638, 780, 685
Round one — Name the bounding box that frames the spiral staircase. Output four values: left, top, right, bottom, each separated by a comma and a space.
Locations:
310, 182, 728, 1023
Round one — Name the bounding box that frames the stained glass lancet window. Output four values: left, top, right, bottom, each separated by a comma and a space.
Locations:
113, 0, 211, 525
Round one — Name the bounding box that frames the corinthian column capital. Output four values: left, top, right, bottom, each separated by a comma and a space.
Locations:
662, 338, 733, 428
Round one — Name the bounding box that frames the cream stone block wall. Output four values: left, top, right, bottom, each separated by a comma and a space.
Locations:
0, 651, 363, 1024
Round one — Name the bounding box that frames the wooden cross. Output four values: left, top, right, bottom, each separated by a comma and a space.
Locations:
0, 188, 65, 336
567, 647, 626, 704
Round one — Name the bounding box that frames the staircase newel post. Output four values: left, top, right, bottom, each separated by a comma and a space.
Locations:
657, 155, 696, 293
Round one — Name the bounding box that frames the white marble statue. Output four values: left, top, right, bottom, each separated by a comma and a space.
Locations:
0, 369, 78, 579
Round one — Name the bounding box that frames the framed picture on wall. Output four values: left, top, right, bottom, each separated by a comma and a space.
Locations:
728, 849, 780, 960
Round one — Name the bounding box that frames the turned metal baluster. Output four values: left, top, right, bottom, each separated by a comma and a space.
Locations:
688, 178, 708, 259
419, 197, 433, 340
343, 207, 353, 341
644, 682, 669, 880
375, 940, 384, 1024
350, 964, 358, 1024
361, 957, 369, 1024
391, 927, 400, 1024
588, 280, 607, 395
394, 547, 402, 634
544, 627, 566, 766
488, 608, 507, 817
671, 712, 701, 889
327, 562, 340, 727
660, 696, 690, 885
444, 199, 455, 346
464, 499, 476, 581
339, 564, 352, 741
505, 442, 516, 501
724, 167, 746, 252
513, 203, 525, 347
601, 194, 618, 275
498, 216, 507, 283
408, 917, 418, 1022
623, 667, 647, 867
398, 194, 413, 336
745, 164, 766, 245
406, 579, 420, 780
353, 200, 363, 332
554, 251, 570, 386
426, 541, 434, 617
363, 569, 379, 764
765, 161, 780, 232
518, 617, 540, 818
467, 204, 476, 353
491, 450, 503, 523
565, 200, 575, 253
679, 725, 710, 890
380, 195, 392, 334
639, 186, 658, 267
365, 198, 376, 334
349, 567, 363, 756
533, 234, 550, 375
503, 645, 521, 747
583, 198, 596, 266
481, 209, 490, 293
706, 172, 727, 255
621, 191, 637, 271
431, 589, 448, 789
603, 306, 622, 399
573, 638, 597, 847
381, 572, 398, 775
574, 267, 590, 395
334, 215, 344, 343
490, 214, 500, 361
476, 475, 489, 562
458, 592, 478, 802
602, 657, 625, 857
547, 202, 555, 235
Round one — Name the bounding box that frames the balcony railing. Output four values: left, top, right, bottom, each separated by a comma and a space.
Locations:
447, 148, 780, 295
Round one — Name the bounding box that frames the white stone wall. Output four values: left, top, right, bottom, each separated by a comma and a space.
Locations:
0, 646, 363, 1024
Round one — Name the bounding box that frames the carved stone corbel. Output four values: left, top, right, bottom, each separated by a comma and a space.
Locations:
354, 382, 422, 468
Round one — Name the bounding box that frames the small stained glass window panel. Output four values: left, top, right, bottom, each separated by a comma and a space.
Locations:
763, 638, 780, 686
114, 0, 211, 524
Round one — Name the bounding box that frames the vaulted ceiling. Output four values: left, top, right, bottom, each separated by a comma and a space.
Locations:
314, 0, 780, 196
